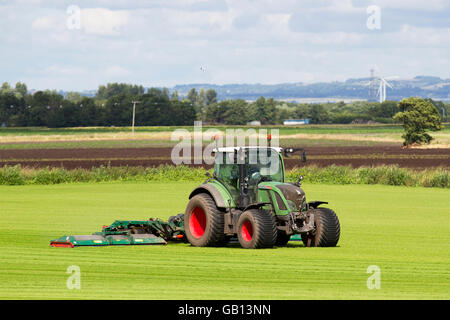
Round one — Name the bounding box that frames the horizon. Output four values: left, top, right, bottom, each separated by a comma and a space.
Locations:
18, 74, 447, 94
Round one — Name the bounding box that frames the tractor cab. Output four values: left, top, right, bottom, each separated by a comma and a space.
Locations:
211, 146, 307, 212
213, 147, 284, 206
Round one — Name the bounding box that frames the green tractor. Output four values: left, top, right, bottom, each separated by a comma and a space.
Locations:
184, 146, 340, 249
50, 145, 340, 249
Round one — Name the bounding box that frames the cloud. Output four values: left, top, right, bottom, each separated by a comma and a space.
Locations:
232, 13, 261, 29
43, 65, 88, 76
103, 65, 131, 77
31, 16, 57, 29
1, 0, 449, 90
389, 24, 450, 46
352, 0, 449, 11
80, 8, 130, 36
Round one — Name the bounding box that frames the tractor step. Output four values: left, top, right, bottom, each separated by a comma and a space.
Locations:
290, 234, 302, 241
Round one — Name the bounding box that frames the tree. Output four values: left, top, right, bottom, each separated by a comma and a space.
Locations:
104, 94, 135, 126
223, 99, 249, 125
171, 100, 196, 125
295, 104, 309, 119
15, 82, 28, 98
309, 104, 329, 124
393, 97, 443, 146
426, 98, 447, 121
96, 83, 144, 100
65, 91, 82, 103
248, 97, 276, 124
0, 91, 22, 126
198, 88, 206, 109
186, 88, 198, 105
369, 100, 397, 118
1, 82, 12, 93
171, 90, 179, 101
205, 89, 217, 106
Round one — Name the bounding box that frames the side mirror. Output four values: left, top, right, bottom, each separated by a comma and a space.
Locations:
297, 175, 304, 186
283, 148, 306, 162
250, 172, 261, 183
284, 148, 293, 158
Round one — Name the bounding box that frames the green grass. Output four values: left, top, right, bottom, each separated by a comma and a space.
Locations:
0, 182, 449, 299
0, 124, 419, 136
2, 165, 448, 188
2, 124, 449, 149
0, 138, 393, 150
0, 140, 177, 150
1, 124, 448, 135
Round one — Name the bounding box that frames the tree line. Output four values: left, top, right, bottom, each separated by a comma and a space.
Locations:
0, 82, 448, 128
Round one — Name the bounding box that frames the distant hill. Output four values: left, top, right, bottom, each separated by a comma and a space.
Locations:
171, 76, 450, 102
70, 76, 450, 102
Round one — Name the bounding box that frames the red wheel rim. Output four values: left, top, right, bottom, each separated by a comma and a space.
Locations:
189, 207, 206, 238
241, 220, 253, 242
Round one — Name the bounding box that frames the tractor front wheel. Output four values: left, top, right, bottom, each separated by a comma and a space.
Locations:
237, 209, 277, 249
184, 193, 226, 247
275, 231, 291, 246
301, 208, 340, 247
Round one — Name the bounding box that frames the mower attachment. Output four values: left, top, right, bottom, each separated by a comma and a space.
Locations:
50, 215, 184, 248
50, 235, 109, 248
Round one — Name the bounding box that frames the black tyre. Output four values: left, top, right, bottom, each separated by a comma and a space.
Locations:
184, 193, 225, 247
275, 231, 291, 246
237, 209, 277, 249
301, 207, 340, 247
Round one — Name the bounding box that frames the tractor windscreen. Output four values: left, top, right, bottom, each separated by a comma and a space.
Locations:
214, 148, 283, 195
246, 148, 283, 183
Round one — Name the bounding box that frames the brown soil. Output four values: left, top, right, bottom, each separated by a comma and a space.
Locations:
0, 146, 449, 170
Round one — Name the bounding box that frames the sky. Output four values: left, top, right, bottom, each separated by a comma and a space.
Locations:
0, 0, 449, 91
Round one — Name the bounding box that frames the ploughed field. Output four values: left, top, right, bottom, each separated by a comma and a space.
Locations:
1, 125, 449, 170
0, 146, 449, 170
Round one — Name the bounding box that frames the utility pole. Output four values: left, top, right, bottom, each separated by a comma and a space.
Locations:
131, 101, 141, 134
369, 68, 376, 102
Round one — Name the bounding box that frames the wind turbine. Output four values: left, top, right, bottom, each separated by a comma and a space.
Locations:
372, 66, 398, 103
377, 77, 392, 103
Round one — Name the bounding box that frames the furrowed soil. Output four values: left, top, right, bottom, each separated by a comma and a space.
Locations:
0, 146, 449, 169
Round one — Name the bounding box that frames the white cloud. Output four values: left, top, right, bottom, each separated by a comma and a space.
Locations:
389, 24, 450, 46
39, 65, 89, 78
372, 0, 448, 11
31, 16, 56, 29
103, 65, 131, 77
81, 8, 130, 36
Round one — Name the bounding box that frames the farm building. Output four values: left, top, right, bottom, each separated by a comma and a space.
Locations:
283, 119, 310, 125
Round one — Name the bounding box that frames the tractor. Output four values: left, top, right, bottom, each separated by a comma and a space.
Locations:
50, 145, 340, 249
184, 146, 340, 249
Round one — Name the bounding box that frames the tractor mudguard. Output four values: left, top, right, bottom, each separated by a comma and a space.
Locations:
307, 201, 328, 209
243, 202, 271, 212
189, 182, 235, 209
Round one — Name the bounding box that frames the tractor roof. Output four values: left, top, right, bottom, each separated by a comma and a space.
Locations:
213, 146, 283, 153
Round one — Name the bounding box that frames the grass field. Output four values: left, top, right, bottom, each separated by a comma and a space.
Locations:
1, 124, 449, 148
0, 182, 449, 299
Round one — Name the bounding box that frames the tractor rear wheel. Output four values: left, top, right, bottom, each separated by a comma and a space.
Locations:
184, 193, 226, 247
301, 208, 340, 247
237, 209, 277, 249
